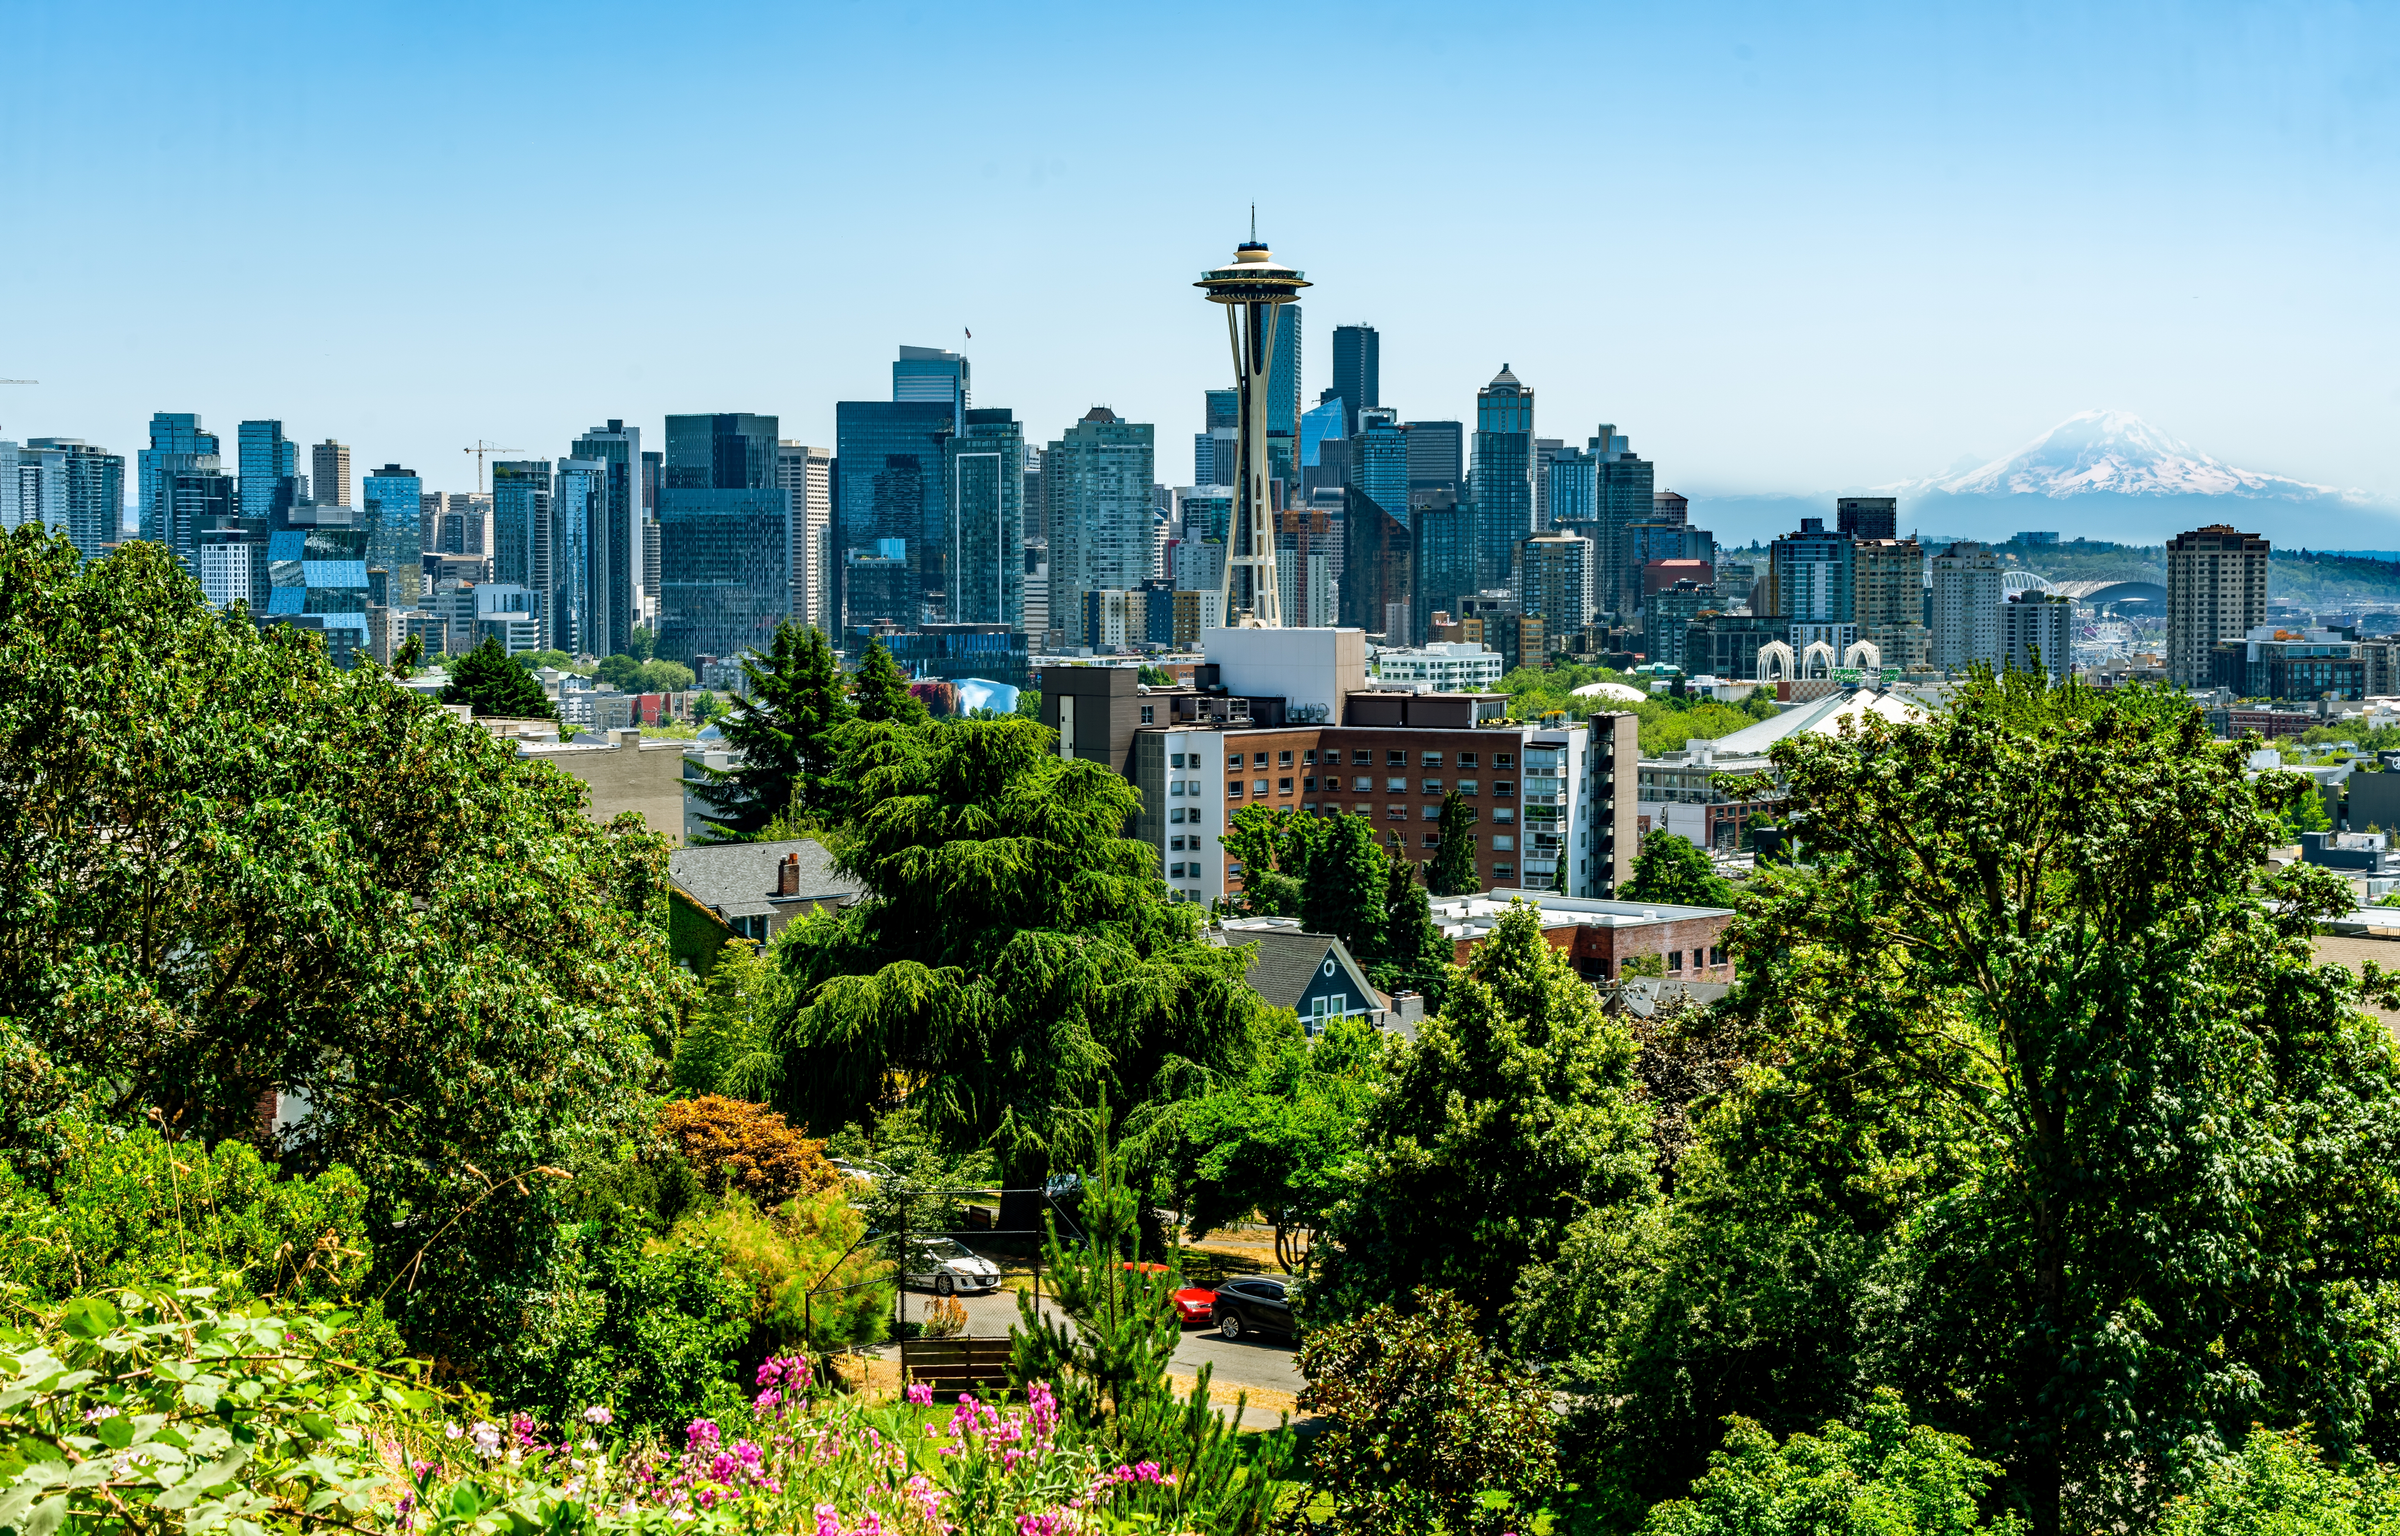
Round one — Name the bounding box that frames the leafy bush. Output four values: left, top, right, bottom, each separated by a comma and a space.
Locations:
1639, 1391, 2025, 1536
672, 1186, 889, 1354
670, 939, 788, 1097
658, 1095, 837, 1208
1295, 1288, 1559, 1536
489, 1231, 748, 1434
2158, 1425, 2400, 1534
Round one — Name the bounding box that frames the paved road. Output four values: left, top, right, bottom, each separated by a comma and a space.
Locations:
887, 1282, 1304, 1404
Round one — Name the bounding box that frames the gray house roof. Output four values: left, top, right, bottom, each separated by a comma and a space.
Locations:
668, 838, 861, 922
1211, 920, 1385, 1015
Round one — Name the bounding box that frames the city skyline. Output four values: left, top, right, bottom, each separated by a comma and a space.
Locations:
5, 1, 2398, 518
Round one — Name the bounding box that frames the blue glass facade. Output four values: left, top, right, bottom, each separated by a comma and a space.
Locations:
1353, 419, 1411, 529
1331, 324, 1379, 438
569, 421, 642, 657
260, 504, 370, 666
550, 459, 606, 654
945, 409, 1023, 629
656, 487, 791, 665
1471, 367, 1534, 591
22, 439, 126, 559
1591, 428, 1655, 621
664, 413, 777, 492
892, 346, 969, 425
1547, 448, 1596, 529
138, 413, 221, 560
1270, 306, 1302, 439
1299, 396, 1344, 468
1412, 500, 1479, 638
237, 421, 296, 520
834, 400, 953, 630
491, 460, 552, 595
361, 465, 423, 607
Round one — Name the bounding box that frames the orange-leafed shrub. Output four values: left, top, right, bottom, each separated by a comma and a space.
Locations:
659, 1095, 838, 1208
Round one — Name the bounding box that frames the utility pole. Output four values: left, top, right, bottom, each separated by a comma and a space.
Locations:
462, 440, 521, 495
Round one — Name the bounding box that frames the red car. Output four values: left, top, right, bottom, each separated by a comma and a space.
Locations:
1119, 1263, 1217, 1326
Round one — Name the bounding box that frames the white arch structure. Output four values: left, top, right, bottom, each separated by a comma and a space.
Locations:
1801, 640, 1837, 678
1755, 641, 1795, 681
1842, 639, 1882, 670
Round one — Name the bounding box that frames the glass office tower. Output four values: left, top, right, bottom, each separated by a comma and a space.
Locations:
22, 439, 125, 559
945, 409, 1024, 630
1405, 420, 1464, 502
261, 502, 370, 667
361, 464, 424, 606
658, 413, 789, 663
570, 420, 642, 658
237, 421, 297, 520
1590, 424, 1655, 623
1299, 396, 1345, 472
138, 413, 220, 557
1547, 447, 1597, 529
492, 460, 553, 598
833, 400, 953, 629
1470, 366, 1534, 592
1331, 324, 1379, 438
892, 346, 970, 423
550, 459, 607, 655
1352, 413, 1410, 528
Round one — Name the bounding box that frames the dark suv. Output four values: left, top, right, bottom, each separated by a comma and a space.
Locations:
1211, 1277, 1297, 1341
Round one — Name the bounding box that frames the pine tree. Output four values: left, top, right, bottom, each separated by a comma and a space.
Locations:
1428, 791, 1481, 895
442, 636, 554, 719
1303, 812, 1388, 960
849, 635, 925, 724
1372, 854, 1455, 1016
692, 620, 853, 840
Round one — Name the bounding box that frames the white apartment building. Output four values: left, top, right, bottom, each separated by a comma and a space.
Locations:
1368, 641, 1506, 691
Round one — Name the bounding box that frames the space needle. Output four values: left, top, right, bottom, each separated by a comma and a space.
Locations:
1196, 231, 1309, 627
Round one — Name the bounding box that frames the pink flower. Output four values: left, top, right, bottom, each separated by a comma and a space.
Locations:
686, 1419, 721, 1453
814, 1505, 841, 1536
904, 1382, 933, 1406
582, 1405, 613, 1427
754, 1388, 782, 1412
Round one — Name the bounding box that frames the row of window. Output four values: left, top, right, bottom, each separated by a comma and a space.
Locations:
1660, 945, 1731, 972
1177, 748, 1517, 771
1227, 778, 1518, 799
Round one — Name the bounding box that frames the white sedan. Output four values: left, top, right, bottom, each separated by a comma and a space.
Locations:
904, 1237, 1003, 1296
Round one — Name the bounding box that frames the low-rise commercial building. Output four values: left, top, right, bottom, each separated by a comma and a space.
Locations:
1368, 640, 1506, 691
1428, 890, 1737, 983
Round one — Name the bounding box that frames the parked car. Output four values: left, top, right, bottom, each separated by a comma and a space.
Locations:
1172, 1286, 1218, 1326
1210, 1277, 1298, 1341
903, 1237, 1002, 1296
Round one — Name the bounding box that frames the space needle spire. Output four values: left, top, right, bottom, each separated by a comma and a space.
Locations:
1196, 232, 1309, 627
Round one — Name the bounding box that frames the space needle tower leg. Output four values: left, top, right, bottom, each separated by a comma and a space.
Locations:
1197, 237, 1308, 628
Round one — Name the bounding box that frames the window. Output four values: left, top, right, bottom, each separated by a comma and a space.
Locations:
1709, 944, 1726, 966
1423, 752, 1444, 767
1227, 782, 1243, 798
1278, 750, 1293, 768
1387, 777, 1407, 792
1253, 752, 1270, 768
1459, 753, 1478, 768
1667, 949, 1685, 972
1423, 779, 1443, 794
1188, 809, 1203, 826
1495, 780, 1516, 797
1171, 752, 1186, 768
1188, 753, 1204, 768
1457, 780, 1479, 796
1492, 835, 1516, 851
1169, 861, 1185, 878
1352, 776, 1371, 791
1253, 779, 1270, 796
1423, 832, 1440, 847
1303, 749, 1317, 764
1139, 705, 1154, 723
1169, 835, 1184, 851
1387, 750, 1406, 766
1353, 750, 1372, 765
1493, 807, 1514, 824
1170, 806, 1185, 823
1278, 777, 1293, 795
1492, 862, 1514, 879
1387, 805, 1406, 820
1303, 776, 1317, 791
1495, 753, 1515, 767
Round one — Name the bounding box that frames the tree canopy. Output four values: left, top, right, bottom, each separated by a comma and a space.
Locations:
691, 618, 853, 839
444, 635, 555, 718
1623, 831, 1737, 907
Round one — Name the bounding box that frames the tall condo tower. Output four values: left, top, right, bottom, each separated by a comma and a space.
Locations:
1196, 236, 1309, 627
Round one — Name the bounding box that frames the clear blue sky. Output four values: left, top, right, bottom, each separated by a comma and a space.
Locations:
5, 0, 2397, 505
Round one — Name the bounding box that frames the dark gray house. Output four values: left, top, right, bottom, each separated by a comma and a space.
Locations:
1211, 918, 1422, 1038
668, 837, 860, 948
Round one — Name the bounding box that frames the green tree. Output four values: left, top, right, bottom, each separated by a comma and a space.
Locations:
1312, 900, 1657, 1333
670, 938, 789, 1098
636, 657, 694, 693
849, 634, 925, 724
1368, 854, 1455, 1015
1723, 670, 2400, 1535
1302, 812, 1390, 959
596, 652, 644, 690
1428, 792, 1481, 895
0, 527, 686, 1364
1220, 806, 1325, 919
443, 634, 556, 718
691, 618, 854, 839
769, 717, 1265, 1222
1640, 1391, 2026, 1536
1623, 831, 1737, 907
1297, 1288, 1561, 1536
2158, 1424, 2400, 1535
629, 623, 657, 662
1137, 664, 1177, 687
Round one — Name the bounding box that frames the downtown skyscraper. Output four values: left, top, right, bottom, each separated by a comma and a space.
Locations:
1331, 324, 1379, 438
834, 346, 970, 631
137, 413, 221, 566
658, 413, 789, 664
945, 409, 1025, 630
1047, 407, 1154, 646
569, 419, 643, 658
1469, 366, 1534, 592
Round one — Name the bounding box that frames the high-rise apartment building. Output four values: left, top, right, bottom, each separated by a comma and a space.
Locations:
1046, 407, 1155, 646
435, 493, 492, 557
569, 420, 644, 658
1270, 307, 1302, 443
1930, 542, 2005, 671
1837, 496, 1897, 540
1851, 537, 1930, 671
1518, 532, 1592, 643
1590, 424, 1654, 623
1470, 366, 1534, 591
945, 410, 1025, 631
1547, 447, 1596, 530
138, 413, 221, 559
313, 441, 351, 509
361, 464, 424, 607
655, 414, 789, 665
1767, 518, 1857, 656
1331, 324, 1379, 438
2002, 591, 2075, 681
545, 459, 603, 654
20, 439, 125, 559
1532, 438, 1569, 530
2165, 524, 2269, 687
777, 442, 834, 631
833, 401, 951, 629
491, 461, 553, 598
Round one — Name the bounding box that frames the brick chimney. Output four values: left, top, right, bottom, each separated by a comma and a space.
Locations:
777, 851, 799, 896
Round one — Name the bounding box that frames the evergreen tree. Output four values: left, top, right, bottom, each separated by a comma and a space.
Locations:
1623, 831, 1737, 907
849, 634, 925, 724
1371, 854, 1455, 1016
442, 635, 554, 719
691, 619, 852, 839
1428, 791, 1481, 895
1303, 812, 1389, 960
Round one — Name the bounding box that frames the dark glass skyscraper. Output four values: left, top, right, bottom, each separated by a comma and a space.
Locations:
1352, 414, 1410, 529
1470, 366, 1534, 591
1331, 324, 1379, 438
833, 400, 952, 629
945, 409, 1024, 629
658, 413, 789, 664
23, 439, 126, 559
138, 413, 220, 561
1590, 424, 1656, 623
492, 460, 552, 596
361, 464, 424, 607
892, 346, 970, 424
570, 420, 642, 657
1405, 420, 1464, 501
1270, 308, 1302, 440
237, 421, 297, 520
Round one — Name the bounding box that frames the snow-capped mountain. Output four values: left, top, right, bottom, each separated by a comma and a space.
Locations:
1905, 409, 2346, 502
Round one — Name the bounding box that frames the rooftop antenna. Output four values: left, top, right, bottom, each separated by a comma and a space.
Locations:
1249, 204, 1256, 241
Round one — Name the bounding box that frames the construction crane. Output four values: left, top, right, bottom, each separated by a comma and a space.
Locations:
462, 440, 522, 495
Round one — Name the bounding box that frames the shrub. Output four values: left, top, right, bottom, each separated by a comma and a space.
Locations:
673, 1186, 889, 1354
2157, 1425, 2400, 1535
658, 1095, 836, 1208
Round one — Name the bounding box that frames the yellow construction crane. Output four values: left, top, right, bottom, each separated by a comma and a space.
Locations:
463, 440, 522, 494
